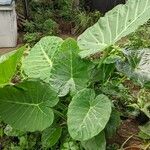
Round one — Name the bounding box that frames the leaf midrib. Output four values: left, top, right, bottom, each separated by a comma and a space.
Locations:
0, 100, 43, 107
0, 100, 49, 116
114, 0, 150, 42
40, 43, 53, 67
78, 102, 102, 132
70, 47, 73, 79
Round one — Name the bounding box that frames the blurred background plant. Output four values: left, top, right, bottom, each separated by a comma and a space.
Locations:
120, 20, 150, 49
16, 0, 103, 45
73, 10, 102, 35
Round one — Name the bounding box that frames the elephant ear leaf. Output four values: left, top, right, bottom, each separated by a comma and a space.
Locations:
22, 36, 63, 82
133, 49, 150, 87
0, 80, 59, 132
81, 132, 106, 150
0, 46, 25, 87
67, 89, 112, 141
50, 38, 91, 97
23, 37, 91, 97
42, 126, 62, 148
117, 49, 150, 87
77, 0, 150, 58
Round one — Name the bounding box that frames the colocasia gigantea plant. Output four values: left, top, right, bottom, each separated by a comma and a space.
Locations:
0, 0, 150, 149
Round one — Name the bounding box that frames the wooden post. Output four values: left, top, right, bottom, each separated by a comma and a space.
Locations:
22, 0, 29, 19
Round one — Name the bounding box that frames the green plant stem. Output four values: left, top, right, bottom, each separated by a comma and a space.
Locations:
97, 51, 109, 69
97, 48, 111, 69
58, 102, 68, 110
117, 76, 127, 86
53, 109, 67, 121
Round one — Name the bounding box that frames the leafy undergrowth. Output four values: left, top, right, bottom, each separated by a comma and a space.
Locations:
18, 0, 101, 46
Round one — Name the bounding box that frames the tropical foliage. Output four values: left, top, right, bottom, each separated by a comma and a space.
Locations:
0, 0, 150, 149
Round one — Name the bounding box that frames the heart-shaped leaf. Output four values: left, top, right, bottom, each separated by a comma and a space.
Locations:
50, 38, 91, 97
78, 0, 150, 58
105, 109, 121, 138
42, 126, 62, 148
67, 89, 112, 141
23, 37, 91, 97
116, 49, 150, 87
23, 36, 63, 82
0, 80, 59, 132
81, 131, 106, 150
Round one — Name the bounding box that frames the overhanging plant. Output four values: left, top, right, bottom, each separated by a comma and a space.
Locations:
77, 0, 150, 58
0, 0, 150, 149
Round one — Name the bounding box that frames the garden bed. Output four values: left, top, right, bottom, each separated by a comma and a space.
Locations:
0, 0, 150, 150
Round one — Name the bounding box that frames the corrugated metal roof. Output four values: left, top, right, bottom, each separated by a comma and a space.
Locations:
0, 0, 13, 5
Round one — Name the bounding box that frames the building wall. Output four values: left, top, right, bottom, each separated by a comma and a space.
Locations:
0, 5, 17, 48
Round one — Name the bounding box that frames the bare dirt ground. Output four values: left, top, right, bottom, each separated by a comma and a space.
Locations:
108, 119, 150, 150
0, 47, 16, 55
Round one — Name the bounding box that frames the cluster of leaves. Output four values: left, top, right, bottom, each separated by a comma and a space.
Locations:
1, 0, 150, 149
73, 10, 101, 35
24, 18, 59, 46
125, 20, 150, 49
22, 0, 102, 45
0, 123, 42, 149
23, 1, 59, 46
56, 0, 75, 21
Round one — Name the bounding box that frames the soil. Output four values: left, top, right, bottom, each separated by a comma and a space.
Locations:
59, 21, 73, 34
0, 48, 15, 55
0, 44, 23, 55
108, 119, 150, 150
123, 80, 141, 97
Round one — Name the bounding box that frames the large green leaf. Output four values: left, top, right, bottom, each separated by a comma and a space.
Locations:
61, 137, 80, 150
105, 109, 121, 138
117, 49, 150, 87
23, 37, 91, 97
77, 0, 150, 58
0, 46, 25, 87
23, 36, 63, 82
81, 131, 106, 150
50, 38, 91, 97
133, 49, 150, 86
0, 81, 59, 132
138, 89, 150, 118
42, 126, 62, 148
67, 89, 112, 141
